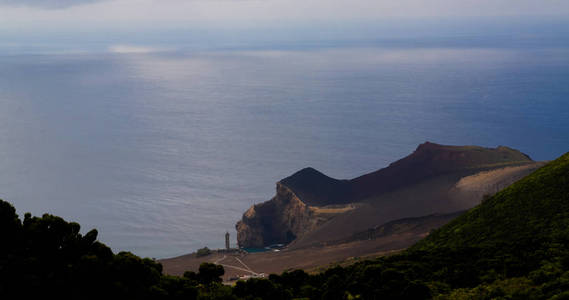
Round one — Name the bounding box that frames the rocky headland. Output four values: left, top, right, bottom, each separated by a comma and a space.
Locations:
236, 142, 540, 249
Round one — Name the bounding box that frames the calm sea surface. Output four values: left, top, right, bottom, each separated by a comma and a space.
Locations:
0, 44, 568, 258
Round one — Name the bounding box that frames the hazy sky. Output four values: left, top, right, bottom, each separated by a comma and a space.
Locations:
0, 0, 568, 54
1, 0, 568, 31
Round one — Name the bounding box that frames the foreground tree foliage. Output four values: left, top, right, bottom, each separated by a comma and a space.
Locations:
0, 200, 218, 299
1, 152, 569, 299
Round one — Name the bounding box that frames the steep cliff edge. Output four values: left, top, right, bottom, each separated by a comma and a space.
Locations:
236, 182, 319, 248
236, 142, 536, 248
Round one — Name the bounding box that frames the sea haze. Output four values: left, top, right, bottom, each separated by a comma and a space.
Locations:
0, 40, 568, 258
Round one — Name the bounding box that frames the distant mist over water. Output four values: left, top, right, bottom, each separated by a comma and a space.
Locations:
0, 39, 568, 258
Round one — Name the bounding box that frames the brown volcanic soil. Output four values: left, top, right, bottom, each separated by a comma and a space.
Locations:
450, 162, 547, 205
160, 212, 460, 279
348, 143, 533, 201
289, 162, 543, 249
289, 173, 465, 249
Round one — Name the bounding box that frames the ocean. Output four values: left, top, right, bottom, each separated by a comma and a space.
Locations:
0, 40, 568, 258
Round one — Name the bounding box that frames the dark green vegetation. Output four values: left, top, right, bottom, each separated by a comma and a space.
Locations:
0, 200, 228, 299
197, 247, 212, 257
1, 150, 568, 299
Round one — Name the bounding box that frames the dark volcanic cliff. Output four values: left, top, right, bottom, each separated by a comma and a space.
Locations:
236, 142, 535, 248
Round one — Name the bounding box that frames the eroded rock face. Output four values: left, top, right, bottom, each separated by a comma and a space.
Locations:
236, 182, 317, 248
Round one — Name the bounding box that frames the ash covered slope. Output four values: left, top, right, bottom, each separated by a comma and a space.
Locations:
350, 142, 532, 201
236, 142, 535, 248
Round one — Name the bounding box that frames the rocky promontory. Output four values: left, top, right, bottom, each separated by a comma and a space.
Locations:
236, 182, 318, 248
236, 142, 537, 248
